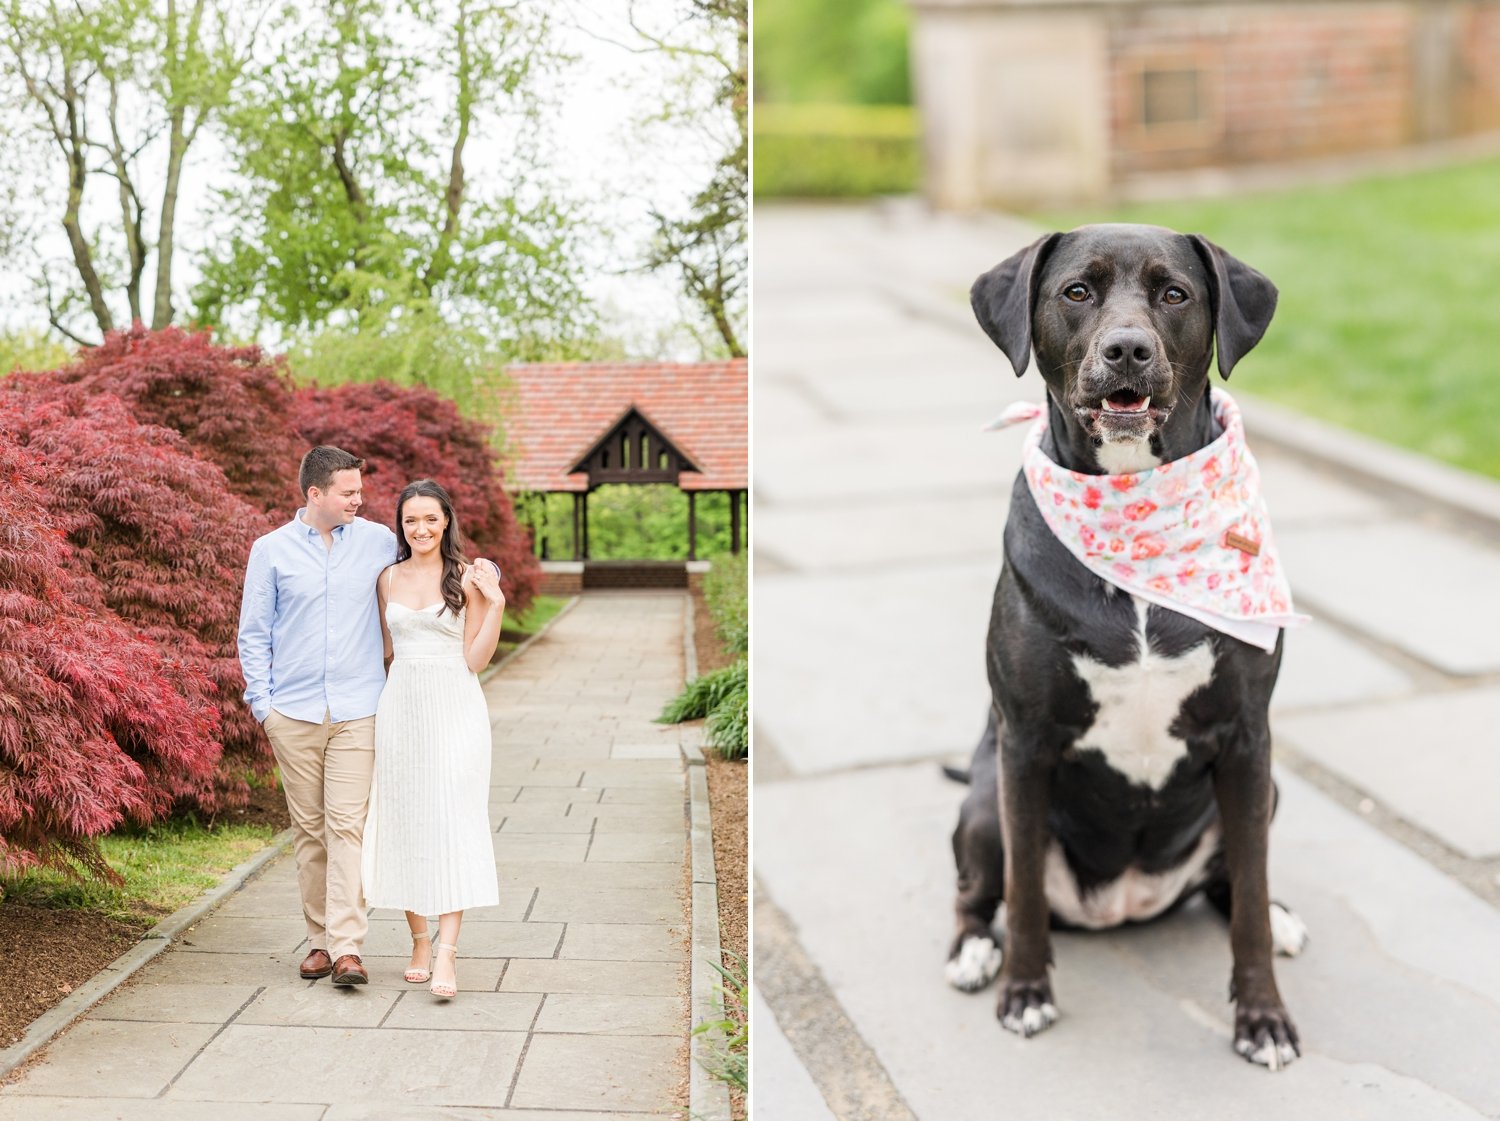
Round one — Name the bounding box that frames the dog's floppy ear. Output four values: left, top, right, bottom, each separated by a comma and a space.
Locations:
1188, 234, 1278, 379
970, 233, 1061, 377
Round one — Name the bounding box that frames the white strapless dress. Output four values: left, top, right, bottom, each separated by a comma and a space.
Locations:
362, 601, 498, 914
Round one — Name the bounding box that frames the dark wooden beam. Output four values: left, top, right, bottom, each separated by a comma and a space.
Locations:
729, 489, 742, 555
687, 490, 697, 561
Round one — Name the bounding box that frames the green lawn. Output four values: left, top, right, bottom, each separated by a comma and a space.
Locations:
492, 593, 568, 662
1035, 157, 1500, 479
509, 594, 567, 637
1, 818, 279, 926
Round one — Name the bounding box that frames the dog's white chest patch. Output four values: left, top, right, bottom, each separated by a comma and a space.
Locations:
1095, 439, 1162, 474
1069, 601, 1215, 789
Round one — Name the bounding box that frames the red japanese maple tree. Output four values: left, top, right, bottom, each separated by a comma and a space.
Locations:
1, 331, 542, 877
292, 381, 541, 611
50, 324, 306, 517
0, 415, 221, 878
1, 378, 275, 807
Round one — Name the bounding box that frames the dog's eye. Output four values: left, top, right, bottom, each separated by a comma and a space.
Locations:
1064, 284, 1090, 303
1163, 287, 1187, 305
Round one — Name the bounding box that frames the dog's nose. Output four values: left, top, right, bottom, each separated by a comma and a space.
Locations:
1099, 327, 1156, 377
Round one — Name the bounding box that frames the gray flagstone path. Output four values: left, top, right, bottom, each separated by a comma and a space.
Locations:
0, 592, 693, 1120
753, 201, 1500, 1119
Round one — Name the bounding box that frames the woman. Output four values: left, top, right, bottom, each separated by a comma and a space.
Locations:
362, 479, 505, 999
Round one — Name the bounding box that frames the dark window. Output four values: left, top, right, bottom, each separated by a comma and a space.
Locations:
1142, 68, 1203, 126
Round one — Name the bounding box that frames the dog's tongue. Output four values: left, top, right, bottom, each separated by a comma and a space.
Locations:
1104, 391, 1150, 413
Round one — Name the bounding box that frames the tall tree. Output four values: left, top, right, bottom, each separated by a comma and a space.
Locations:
194, 0, 597, 406
628, 0, 746, 357
1, 0, 260, 342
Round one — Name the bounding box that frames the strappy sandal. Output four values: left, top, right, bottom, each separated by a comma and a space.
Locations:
430, 940, 459, 999
404, 928, 433, 984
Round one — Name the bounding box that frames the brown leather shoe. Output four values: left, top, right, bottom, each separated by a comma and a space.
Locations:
298, 948, 333, 979
330, 954, 368, 985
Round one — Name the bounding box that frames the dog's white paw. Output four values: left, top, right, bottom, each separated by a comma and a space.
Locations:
1233, 1001, 1300, 1070
1001, 1000, 1059, 1037
1269, 902, 1309, 958
997, 975, 1058, 1038
1236, 1036, 1300, 1071
945, 935, 1003, 992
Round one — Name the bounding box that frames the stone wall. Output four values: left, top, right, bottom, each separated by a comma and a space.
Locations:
909, 0, 1500, 206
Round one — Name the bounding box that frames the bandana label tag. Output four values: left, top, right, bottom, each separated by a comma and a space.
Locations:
1224, 530, 1261, 556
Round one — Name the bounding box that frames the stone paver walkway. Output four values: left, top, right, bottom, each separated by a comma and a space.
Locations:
753, 201, 1500, 1119
0, 591, 693, 1120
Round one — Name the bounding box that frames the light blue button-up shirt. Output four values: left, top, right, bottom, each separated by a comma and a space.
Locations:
237, 511, 398, 724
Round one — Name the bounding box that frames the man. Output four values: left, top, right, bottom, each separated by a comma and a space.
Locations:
238, 446, 397, 986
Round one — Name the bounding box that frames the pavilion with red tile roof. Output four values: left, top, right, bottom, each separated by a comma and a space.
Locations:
504, 359, 747, 560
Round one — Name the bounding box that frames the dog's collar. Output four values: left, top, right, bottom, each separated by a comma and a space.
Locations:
987, 388, 1309, 652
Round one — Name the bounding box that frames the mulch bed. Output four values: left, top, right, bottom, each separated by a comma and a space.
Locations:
0, 904, 145, 1050
707, 752, 748, 1120
692, 582, 748, 1121
707, 754, 748, 969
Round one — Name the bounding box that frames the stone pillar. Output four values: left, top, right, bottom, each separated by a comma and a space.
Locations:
910, 0, 1111, 208
1411, 2, 1459, 142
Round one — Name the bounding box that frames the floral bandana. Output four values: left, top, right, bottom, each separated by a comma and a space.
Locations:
986, 388, 1308, 653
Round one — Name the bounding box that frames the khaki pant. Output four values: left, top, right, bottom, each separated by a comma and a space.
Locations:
263, 709, 376, 960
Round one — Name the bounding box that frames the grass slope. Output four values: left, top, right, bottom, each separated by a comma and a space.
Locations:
1, 818, 278, 924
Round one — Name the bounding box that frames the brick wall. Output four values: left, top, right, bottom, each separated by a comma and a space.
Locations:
582, 562, 689, 590
537, 569, 583, 597
910, 0, 1500, 206
1109, 4, 1421, 178
1457, 4, 1500, 132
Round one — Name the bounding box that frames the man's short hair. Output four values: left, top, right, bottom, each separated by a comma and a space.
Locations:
299, 446, 366, 497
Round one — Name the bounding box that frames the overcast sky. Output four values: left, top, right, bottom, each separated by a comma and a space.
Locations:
0, 0, 724, 358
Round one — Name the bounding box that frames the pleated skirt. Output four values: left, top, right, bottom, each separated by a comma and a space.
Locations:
363, 653, 499, 914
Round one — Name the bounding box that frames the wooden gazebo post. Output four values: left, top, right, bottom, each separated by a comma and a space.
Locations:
687, 491, 697, 561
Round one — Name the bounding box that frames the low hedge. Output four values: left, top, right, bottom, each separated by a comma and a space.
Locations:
703, 551, 747, 656
753, 103, 920, 198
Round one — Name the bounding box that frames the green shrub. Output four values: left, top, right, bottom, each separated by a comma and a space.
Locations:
659, 659, 749, 760
705, 687, 748, 761
703, 552, 748, 655
754, 103, 920, 198
660, 661, 746, 723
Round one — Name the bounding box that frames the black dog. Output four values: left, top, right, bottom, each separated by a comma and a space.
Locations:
946, 224, 1308, 1069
